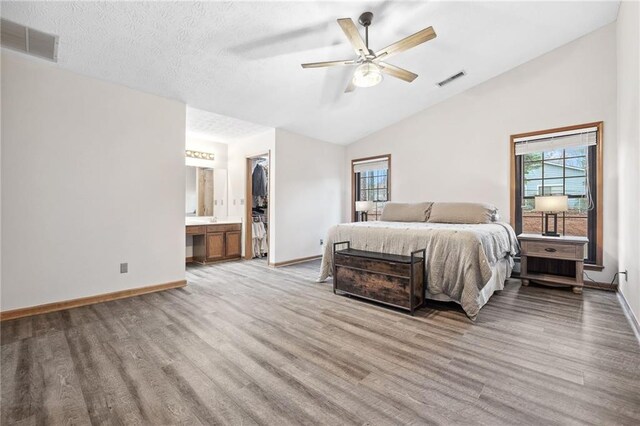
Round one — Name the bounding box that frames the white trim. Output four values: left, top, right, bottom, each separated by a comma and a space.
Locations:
353, 157, 386, 165
515, 130, 597, 156
513, 126, 598, 143
354, 158, 389, 173
618, 291, 640, 347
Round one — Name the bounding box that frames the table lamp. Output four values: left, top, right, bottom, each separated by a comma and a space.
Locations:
534, 195, 568, 237
355, 201, 373, 222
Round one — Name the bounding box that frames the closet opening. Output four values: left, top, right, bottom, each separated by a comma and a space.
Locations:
245, 153, 270, 263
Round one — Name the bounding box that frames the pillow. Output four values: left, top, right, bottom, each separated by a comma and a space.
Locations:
427, 202, 497, 224
380, 202, 433, 222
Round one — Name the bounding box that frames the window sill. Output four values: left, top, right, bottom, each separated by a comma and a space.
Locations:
584, 264, 604, 271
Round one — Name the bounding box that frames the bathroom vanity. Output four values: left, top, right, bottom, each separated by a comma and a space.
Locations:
185, 160, 241, 264
186, 218, 242, 264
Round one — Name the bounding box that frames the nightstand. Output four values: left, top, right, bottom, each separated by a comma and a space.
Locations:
518, 233, 589, 294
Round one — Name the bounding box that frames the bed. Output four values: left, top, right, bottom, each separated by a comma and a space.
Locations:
318, 220, 519, 320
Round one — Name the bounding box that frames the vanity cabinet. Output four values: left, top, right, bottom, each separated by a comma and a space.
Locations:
206, 232, 225, 261
187, 223, 242, 264
186, 226, 205, 235
225, 231, 242, 258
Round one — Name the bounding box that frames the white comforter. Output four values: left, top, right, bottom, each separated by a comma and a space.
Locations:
319, 221, 519, 319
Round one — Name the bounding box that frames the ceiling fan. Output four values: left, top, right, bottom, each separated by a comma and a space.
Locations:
301, 12, 436, 93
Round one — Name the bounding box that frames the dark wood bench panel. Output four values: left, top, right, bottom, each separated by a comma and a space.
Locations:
333, 243, 425, 314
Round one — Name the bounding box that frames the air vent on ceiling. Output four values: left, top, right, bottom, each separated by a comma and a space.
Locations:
1, 18, 58, 62
437, 71, 466, 87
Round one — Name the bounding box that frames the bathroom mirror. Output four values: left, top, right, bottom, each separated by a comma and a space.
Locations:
186, 166, 228, 218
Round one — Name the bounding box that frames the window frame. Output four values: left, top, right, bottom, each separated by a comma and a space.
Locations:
510, 122, 604, 270
351, 154, 391, 222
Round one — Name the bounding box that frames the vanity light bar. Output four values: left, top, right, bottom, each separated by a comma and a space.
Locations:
186, 150, 215, 160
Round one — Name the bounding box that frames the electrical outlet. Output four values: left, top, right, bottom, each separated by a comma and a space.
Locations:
233, 199, 236, 205
241, 199, 245, 205
320, 239, 324, 246
120, 263, 128, 274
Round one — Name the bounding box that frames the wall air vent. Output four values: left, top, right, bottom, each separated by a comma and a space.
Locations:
437, 71, 466, 87
1, 18, 58, 62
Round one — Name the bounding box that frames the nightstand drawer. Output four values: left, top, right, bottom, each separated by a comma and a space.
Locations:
521, 240, 582, 260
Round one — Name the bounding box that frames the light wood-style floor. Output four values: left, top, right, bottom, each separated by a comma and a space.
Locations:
2, 259, 640, 425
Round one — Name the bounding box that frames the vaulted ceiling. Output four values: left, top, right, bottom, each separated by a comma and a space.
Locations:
2, 1, 620, 144
186, 106, 272, 142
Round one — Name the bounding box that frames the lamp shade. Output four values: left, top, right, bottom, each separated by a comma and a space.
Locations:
534, 195, 568, 212
355, 200, 373, 212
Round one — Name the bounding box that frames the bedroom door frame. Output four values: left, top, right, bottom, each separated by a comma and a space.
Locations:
245, 151, 271, 264
351, 154, 391, 222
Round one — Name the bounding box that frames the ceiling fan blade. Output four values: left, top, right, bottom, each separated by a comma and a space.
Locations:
301, 59, 355, 69
379, 62, 418, 82
344, 78, 356, 93
375, 26, 436, 61
337, 18, 369, 56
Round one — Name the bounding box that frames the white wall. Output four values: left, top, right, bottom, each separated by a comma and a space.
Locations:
227, 129, 276, 257
273, 129, 346, 264
1, 52, 186, 311
616, 1, 640, 323
347, 23, 618, 283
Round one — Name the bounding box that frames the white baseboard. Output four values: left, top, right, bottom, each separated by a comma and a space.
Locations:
617, 291, 640, 346
270, 255, 322, 267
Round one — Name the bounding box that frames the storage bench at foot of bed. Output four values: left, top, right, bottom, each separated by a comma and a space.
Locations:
333, 242, 425, 314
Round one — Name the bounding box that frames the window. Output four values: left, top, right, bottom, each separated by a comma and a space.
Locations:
352, 155, 390, 221
510, 123, 603, 268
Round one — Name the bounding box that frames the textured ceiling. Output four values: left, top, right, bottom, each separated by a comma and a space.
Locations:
1, 1, 620, 145
186, 106, 272, 142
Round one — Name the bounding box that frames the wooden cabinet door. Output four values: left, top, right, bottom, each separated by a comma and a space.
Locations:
206, 232, 225, 260
225, 231, 241, 258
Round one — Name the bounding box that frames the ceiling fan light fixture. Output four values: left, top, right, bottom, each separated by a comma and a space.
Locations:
301, 12, 436, 92
352, 61, 383, 88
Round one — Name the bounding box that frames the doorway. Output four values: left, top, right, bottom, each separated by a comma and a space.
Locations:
245, 152, 270, 263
